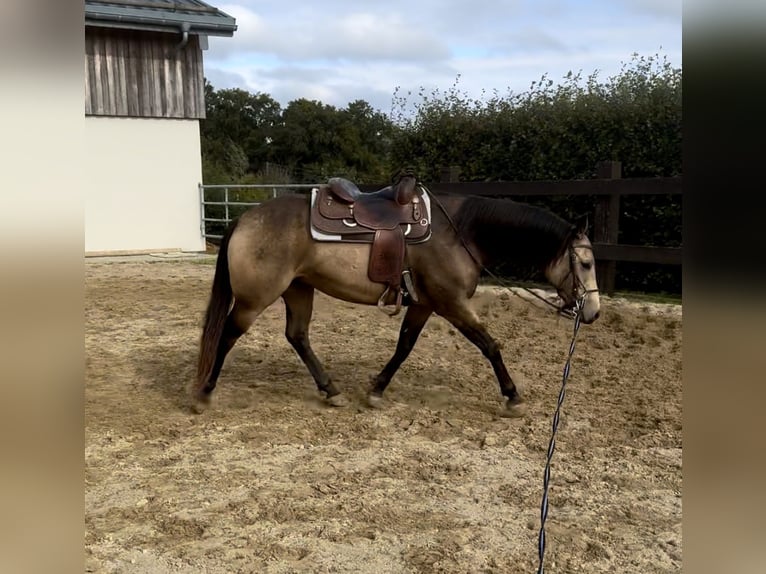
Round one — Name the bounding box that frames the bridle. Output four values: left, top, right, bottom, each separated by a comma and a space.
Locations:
556, 243, 600, 319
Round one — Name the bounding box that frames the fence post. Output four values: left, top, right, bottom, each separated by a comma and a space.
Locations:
224, 187, 230, 226
440, 165, 461, 183
593, 161, 621, 296
199, 183, 206, 239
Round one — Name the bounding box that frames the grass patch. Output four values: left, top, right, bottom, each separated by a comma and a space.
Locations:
186, 257, 217, 265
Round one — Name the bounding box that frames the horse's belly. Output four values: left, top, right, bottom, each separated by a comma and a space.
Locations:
301, 243, 387, 305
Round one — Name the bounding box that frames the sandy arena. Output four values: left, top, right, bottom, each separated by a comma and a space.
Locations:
85, 257, 682, 573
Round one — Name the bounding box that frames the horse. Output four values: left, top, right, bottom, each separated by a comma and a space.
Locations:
192, 178, 600, 418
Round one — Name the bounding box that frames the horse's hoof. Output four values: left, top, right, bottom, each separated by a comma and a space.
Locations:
367, 394, 384, 409
327, 394, 348, 407
189, 383, 213, 414
499, 400, 527, 419
191, 396, 210, 414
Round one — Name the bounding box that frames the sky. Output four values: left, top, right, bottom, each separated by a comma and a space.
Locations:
203, 0, 682, 115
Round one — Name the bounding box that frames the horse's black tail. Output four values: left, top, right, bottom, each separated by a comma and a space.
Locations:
196, 219, 239, 392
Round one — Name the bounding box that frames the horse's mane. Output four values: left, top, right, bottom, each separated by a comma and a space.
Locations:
452, 196, 575, 271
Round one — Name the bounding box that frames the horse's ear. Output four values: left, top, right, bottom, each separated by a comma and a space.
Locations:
574, 213, 589, 236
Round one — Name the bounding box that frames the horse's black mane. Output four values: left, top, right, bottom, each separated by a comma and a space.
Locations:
452, 196, 575, 271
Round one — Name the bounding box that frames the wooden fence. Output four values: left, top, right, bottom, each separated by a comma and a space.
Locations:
358, 161, 682, 295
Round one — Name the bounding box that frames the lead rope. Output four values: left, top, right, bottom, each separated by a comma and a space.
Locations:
536, 296, 584, 574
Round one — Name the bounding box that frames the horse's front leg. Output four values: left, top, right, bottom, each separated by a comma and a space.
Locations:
368, 304, 432, 408
282, 281, 346, 406
441, 305, 526, 418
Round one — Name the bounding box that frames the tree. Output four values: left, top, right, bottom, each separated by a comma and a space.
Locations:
339, 100, 396, 182
269, 98, 397, 182
200, 80, 282, 180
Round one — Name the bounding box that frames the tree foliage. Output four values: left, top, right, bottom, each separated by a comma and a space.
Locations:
200, 81, 282, 182
201, 86, 395, 184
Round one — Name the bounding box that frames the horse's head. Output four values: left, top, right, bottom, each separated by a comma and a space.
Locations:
545, 214, 601, 324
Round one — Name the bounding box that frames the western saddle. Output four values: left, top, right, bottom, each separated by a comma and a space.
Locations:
309, 172, 432, 315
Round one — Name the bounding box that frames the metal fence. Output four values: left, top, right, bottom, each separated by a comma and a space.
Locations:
199, 183, 318, 241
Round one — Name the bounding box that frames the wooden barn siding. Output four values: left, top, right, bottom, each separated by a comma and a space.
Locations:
85, 27, 205, 119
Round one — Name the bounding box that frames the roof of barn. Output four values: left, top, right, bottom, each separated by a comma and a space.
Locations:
85, 0, 237, 36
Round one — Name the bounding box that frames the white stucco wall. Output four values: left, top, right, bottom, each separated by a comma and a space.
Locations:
84, 116, 205, 254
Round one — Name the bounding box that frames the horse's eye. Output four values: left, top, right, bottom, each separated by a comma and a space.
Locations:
581, 261, 592, 270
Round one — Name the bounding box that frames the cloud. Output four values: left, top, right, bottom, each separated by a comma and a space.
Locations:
203, 67, 248, 90
202, 1, 682, 112
209, 60, 460, 112
488, 28, 571, 55
624, 0, 682, 20
211, 4, 450, 62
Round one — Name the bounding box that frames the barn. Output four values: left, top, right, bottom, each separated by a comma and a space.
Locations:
84, 0, 237, 255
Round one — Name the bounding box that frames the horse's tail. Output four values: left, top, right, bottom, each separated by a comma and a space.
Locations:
196, 218, 239, 390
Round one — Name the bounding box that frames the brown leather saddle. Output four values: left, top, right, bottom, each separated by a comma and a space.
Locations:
310, 174, 432, 315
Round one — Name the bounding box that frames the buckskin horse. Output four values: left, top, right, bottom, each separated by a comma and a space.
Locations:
193, 173, 600, 418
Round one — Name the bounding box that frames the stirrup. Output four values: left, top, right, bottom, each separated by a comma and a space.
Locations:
377, 286, 403, 316
402, 269, 419, 303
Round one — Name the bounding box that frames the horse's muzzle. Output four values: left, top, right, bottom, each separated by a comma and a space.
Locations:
580, 310, 600, 324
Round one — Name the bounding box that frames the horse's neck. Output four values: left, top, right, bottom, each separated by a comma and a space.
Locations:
464, 204, 565, 270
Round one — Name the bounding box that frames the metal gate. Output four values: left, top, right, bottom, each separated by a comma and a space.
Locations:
199, 183, 319, 241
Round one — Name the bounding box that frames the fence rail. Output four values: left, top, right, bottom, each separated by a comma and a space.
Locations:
199, 161, 681, 295
199, 183, 319, 239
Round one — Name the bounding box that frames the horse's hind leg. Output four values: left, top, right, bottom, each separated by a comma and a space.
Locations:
195, 301, 260, 411
368, 304, 432, 408
282, 281, 346, 406
440, 305, 526, 418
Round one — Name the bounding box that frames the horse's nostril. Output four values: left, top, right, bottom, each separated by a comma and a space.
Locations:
594, 311, 600, 321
